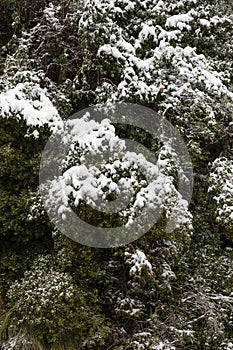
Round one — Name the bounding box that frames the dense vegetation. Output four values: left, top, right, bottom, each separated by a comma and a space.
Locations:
0, 0, 232, 349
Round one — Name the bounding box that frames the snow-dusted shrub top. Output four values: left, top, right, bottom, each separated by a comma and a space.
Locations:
43, 115, 192, 235
0, 82, 60, 134
80, 0, 233, 106
7, 255, 76, 328
208, 157, 233, 226
125, 249, 152, 276
221, 342, 233, 350
0, 70, 65, 138
78, 0, 233, 175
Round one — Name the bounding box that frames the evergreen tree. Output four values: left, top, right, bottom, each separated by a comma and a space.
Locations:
0, 0, 232, 349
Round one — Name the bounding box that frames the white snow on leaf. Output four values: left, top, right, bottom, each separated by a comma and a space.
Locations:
165, 13, 194, 30
138, 22, 157, 43
43, 116, 192, 233
209, 158, 233, 226
0, 82, 63, 135
43, 3, 61, 30
200, 18, 211, 27
125, 249, 152, 276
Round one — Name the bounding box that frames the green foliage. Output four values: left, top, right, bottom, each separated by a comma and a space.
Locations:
0, 0, 233, 349
6, 254, 110, 349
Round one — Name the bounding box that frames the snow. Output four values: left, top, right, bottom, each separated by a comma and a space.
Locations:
98, 44, 123, 60
161, 262, 176, 279
0, 81, 63, 135
200, 18, 211, 27
7, 255, 75, 330
153, 341, 176, 350
209, 158, 233, 226
138, 22, 157, 43
166, 13, 194, 30
125, 249, 152, 276
97, 18, 233, 106
43, 3, 61, 30
41, 112, 193, 236
158, 27, 181, 41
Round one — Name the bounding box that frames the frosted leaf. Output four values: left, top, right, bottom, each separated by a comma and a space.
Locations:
125, 249, 152, 276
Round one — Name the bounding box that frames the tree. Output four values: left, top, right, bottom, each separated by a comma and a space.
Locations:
0, 0, 233, 349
